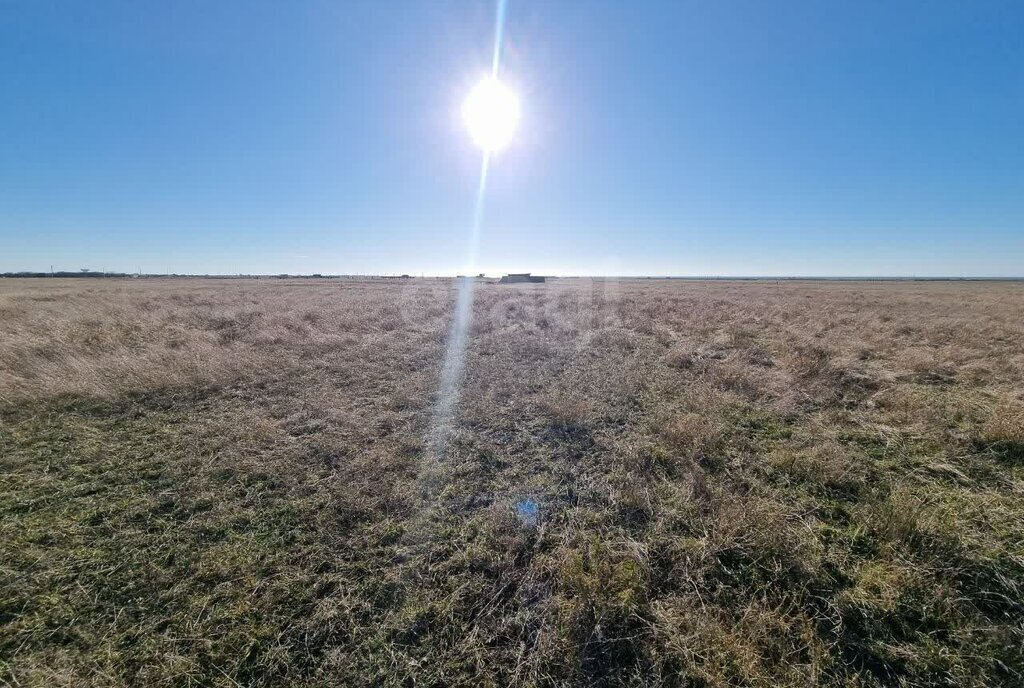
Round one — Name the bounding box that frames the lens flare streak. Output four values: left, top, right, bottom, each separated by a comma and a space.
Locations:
426, 0, 507, 465
427, 153, 489, 459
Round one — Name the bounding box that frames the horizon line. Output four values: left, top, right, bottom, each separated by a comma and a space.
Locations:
4, 271, 1024, 282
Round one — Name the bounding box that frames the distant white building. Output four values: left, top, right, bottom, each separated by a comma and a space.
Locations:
499, 272, 546, 284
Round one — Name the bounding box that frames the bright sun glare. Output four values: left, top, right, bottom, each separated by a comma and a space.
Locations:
462, 77, 520, 152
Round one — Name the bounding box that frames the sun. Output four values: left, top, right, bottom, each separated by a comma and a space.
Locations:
462, 77, 520, 152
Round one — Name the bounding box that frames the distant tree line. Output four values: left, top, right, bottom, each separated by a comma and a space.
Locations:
0, 271, 350, 279
1, 270, 129, 278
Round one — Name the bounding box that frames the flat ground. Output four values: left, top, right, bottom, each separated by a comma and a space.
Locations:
2, 278, 1023, 687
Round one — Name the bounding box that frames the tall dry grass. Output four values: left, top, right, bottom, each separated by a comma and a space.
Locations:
2, 277, 1024, 686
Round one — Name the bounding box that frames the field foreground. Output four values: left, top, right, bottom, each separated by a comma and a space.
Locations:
2, 278, 1023, 686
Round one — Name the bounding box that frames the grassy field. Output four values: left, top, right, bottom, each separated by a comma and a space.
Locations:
2, 277, 1023, 686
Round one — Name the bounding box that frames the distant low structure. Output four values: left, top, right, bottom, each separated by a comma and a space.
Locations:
499, 272, 546, 284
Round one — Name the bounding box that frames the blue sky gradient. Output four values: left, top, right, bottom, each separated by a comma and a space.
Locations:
2, 0, 1022, 275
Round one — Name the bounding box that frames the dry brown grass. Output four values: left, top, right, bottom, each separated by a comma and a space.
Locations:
2, 277, 1024, 686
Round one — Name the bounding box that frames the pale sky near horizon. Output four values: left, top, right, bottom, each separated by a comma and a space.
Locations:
2, 1, 1023, 276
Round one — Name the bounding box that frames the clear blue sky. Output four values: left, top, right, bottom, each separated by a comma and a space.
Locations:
2, 0, 1022, 276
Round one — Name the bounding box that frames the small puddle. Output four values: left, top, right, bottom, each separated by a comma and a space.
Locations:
515, 498, 540, 527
